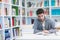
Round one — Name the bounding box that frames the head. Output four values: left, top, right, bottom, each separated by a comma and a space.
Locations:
36, 8, 45, 21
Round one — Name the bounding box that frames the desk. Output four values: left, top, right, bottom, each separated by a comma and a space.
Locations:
15, 25, 60, 40
15, 33, 60, 40
15, 29, 60, 40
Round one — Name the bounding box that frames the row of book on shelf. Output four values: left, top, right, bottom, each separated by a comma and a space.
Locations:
0, 0, 60, 7
0, 17, 20, 29
5, 27, 21, 40
22, 0, 60, 7
1, 4, 60, 16
0, 0, 19, 5
0, 4, 20, 16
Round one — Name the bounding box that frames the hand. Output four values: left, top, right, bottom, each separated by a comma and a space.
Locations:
43, 30, 49, 33
42, 30, 49, 35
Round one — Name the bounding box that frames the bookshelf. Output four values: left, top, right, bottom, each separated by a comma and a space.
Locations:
0, 0, 22, 40
0, 0, 60, 40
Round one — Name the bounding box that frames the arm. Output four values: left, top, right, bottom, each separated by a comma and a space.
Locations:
33, 19, 40, 34
49, 20, 56, 33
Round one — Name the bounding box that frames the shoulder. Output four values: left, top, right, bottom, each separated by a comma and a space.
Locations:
45, 17, 55, 24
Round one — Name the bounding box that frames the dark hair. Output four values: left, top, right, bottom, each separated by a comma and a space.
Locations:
36, 8, 44, 15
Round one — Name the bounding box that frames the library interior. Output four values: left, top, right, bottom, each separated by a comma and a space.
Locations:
0, 0, 60, 40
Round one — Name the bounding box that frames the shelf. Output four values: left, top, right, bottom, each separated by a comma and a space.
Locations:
3, 0, 10, 4
5, 27, 11, 29
11, 26, 20, 29
12, 0, 19, 5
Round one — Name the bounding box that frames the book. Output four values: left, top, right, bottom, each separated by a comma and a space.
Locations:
16, 17, 20, 26
0, 8, 1, 15
44, 0, 49, 7
12, 8, 16, 16
0, 24, 2, 29
12, 0, 19, 5
36, 0, 43, 7
4, 17, 11, 28
5, 8, 8, 15
26, 17, 31, 25
27, 1, 35, 7
27, 9, 34, 17
57, 0, 60, 6
22, 0, 25, 7
12, 6, 18, 16
8, 18, 11, 27
12, 0, 15, 4
51, 0, 56, 6
16, 0, 19, 5
14, 17, 16, 26
4, 0, 9, 3
5, 29, 10, 40
12, 17, 14, 26
22, 17, 26, 25
31, 18, 34, 24
0, 17, 2, 29
18, 8, 20, 15
12, 17, 20, 26
51, 8, 60, 15
22, 8, 25, 16
0, 31, 3, 40
29, 10, 33, 16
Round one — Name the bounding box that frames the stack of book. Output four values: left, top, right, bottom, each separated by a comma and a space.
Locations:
5, 29, 11, 40
12, 17, 20, 26
13, 27, 20, 37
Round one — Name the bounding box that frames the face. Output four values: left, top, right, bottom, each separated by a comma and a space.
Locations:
37, 13, 45, 21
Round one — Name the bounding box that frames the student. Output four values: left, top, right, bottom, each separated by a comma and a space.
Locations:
33, 8, 56, 34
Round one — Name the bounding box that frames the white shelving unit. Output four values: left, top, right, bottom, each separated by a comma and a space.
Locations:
0, 0, 22, 40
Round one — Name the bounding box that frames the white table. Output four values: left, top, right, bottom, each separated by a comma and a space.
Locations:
15, 29, 60, 40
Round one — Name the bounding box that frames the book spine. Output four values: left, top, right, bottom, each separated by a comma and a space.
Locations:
14, 29, 16, 37
0, 8, 1, 15
12, 8, 16, 15
8, 18, 11, 27
12, 17, 14, 26
29, 10, 32, 16
0, 24, 2, 29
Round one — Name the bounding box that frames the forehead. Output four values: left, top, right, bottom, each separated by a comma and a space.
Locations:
38, 13, 44, 16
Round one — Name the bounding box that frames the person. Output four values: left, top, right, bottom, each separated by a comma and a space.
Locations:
33, 8, 56, 34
